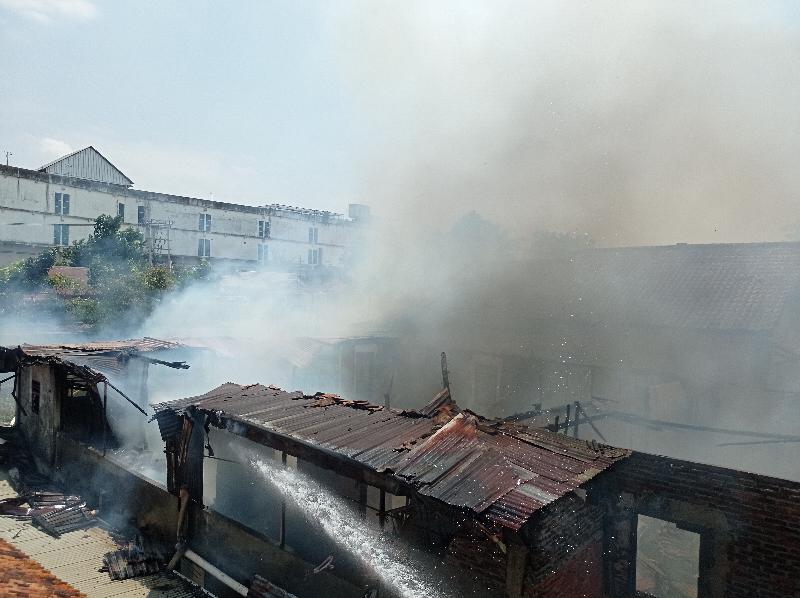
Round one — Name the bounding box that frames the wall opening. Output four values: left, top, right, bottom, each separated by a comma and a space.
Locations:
0, 378, 15, 424
636, 514, 699, 598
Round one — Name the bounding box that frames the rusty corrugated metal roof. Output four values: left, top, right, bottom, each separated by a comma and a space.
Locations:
155, 383, 629, 530
18, 337, 184, 357
4, 338, 190, 376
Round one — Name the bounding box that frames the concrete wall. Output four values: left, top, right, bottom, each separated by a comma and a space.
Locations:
56, 437, 362, 598
16, 363, 59, 473
0, 165, 361, 269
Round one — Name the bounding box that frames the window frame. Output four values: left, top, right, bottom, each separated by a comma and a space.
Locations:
53, 224, 70, 246
197, 238, 211, 258
199, 213, 212, 232
54, 192, 70, 215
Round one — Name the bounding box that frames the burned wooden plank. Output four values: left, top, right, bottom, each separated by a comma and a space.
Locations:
248, 574, 299, 598
101, 534, 168, 580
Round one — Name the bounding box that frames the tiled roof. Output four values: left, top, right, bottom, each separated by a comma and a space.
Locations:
531, 242, 800, 332
0, 537, 85, 597
155, 383, 629, 530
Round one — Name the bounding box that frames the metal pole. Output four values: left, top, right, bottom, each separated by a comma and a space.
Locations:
564, 404, 571, 435
183, 549, 248, 597
573, 401, 581, 438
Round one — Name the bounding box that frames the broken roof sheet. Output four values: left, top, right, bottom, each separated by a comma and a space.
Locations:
0, 338, 190, 379
17, 337, 184, 358
154, 383, 629, 530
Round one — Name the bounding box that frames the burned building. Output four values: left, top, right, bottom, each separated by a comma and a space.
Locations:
152, 382, 800, 598
0, 338, 190, 474
0, 334, 797, 597
295, 242, 800, 482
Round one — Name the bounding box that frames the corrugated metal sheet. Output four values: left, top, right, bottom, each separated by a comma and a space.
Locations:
155, 383, 630, 530
39, 146, 134, 187
18, 337, 184, 358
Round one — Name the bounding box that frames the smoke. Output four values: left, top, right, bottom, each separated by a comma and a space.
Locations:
327, 0, 800, 246
5, 2, 800, 483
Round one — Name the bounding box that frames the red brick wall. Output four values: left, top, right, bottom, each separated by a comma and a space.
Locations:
522, 494, 606, 597
600, 452, 800, 598
525, 541, 603, 598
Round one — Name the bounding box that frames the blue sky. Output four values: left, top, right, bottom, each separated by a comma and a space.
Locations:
0, 1, 368, 212
2, 1, 800, 244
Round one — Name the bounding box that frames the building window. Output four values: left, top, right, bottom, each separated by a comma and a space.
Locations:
137, 205, 146, 224
53, 224, 70, 246
258, 220, 271, 238
198, 238, 211, 258
54, 192, 70, 215
308, 247, 323, 265
308, 227, 318, 244
117, 203, 125, 219
258, 244, 269, 263
199, 213, 212, 232
637, 515, 700, 597
31, 380, 40, 414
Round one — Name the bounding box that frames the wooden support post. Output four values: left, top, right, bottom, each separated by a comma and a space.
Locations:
279, 451, 287, 549
358, 481, 368, 518
573, 401, 581, 438
553, 415, 560, 433
505, 534, 528, 598
379, 489, 387, 529
11, 367, 26, 417
564, 404, 571, 435
186, 408, 205, 505
102, 381, 108, 456
603, 495, 637, 598
441, 352, 451, 394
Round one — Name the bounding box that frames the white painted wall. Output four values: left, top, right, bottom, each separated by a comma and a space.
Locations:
0, 167, 363, 269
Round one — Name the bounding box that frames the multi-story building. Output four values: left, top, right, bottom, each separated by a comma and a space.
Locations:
0, 146, 369, 269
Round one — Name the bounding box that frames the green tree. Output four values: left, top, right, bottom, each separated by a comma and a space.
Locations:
0, 215, 212, 333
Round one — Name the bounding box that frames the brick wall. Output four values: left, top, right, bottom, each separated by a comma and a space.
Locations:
522, 494, 605, 597
444, 522, 508, 595
525, 541, 603, 598
595, 452, 800, 598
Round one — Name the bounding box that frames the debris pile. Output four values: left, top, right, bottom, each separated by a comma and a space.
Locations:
101, 534, 169, 580
0, 491, 96, 537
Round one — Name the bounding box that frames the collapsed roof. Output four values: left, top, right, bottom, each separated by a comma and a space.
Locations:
0, 338, 190, 376
153, 383, 629, 530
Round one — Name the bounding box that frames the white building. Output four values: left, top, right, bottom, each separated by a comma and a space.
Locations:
0, 146, 368, 269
